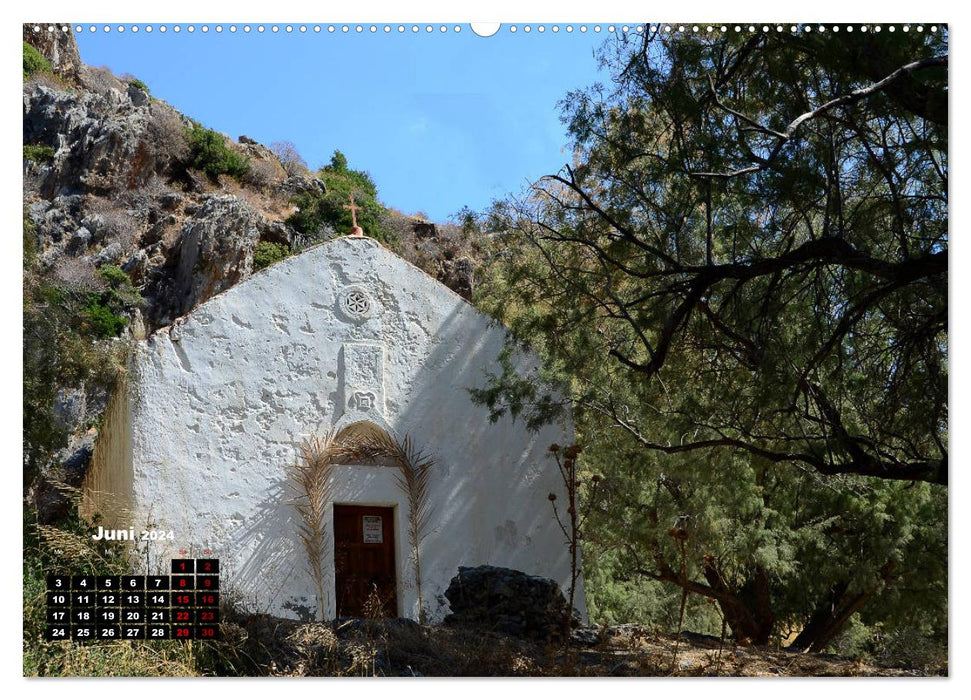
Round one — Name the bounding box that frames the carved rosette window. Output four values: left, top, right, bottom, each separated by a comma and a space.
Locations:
338, 284, 376, 321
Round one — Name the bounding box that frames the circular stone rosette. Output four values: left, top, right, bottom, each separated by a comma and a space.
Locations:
338, 284, 377, 321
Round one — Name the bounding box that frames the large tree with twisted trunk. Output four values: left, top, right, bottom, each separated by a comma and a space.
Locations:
479, 26, 947, 486
475, 26, 947, 650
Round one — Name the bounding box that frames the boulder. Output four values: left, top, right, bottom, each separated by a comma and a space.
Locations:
412, 219, 437, 239
280, 174, 326, 198
439, 256, 475, 300
68, 226, 91, 252
443, 565, 576, 641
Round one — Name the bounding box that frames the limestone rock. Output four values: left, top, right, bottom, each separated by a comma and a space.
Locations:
174, 195, 261, 314
122, 248, 150, 285
23, 23, 82, 82
280, 174, 326, 198
68, 226, 91, 252
23, 82, 188, 197
439, 256, 475, 300
412, 219, 438, 239
443, 565, 576, 641
235, 135, 277, 162
126, 83, 151, 107
570, 627, 602, 646
53, 387, 87, 434
90, 241, 123, 266
28, 194, 85, 250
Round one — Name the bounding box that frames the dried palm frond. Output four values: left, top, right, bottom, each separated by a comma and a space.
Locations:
288, 434, 339, 621
394, 436, 436, 623
290, 426, 437, 622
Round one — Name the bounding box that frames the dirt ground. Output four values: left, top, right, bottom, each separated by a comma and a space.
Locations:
218, 616, 945, 677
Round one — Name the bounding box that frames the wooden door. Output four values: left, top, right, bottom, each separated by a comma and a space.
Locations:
333, 505, 397, 618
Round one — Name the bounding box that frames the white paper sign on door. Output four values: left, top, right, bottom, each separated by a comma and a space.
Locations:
362, 515, 383, 543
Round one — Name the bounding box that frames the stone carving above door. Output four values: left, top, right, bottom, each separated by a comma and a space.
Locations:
336, 342, 387, 427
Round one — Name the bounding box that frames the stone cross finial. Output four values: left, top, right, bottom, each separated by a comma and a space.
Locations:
344, 194, 364, 236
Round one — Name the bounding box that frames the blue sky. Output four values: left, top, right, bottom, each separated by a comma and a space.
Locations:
75, 25, 612, 222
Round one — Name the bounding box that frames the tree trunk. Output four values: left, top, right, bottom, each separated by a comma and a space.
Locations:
788, 580, 879, 652
704, 563, 775, 646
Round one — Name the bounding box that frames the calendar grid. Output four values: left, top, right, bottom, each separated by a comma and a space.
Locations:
44, 559, 220, 641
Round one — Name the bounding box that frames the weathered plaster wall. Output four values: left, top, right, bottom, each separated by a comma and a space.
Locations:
115, 237, 583, 622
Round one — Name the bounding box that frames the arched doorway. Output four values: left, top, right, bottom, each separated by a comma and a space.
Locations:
290, 422, 435, 621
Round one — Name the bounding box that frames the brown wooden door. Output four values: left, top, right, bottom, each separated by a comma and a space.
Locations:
333, 505, 397, 618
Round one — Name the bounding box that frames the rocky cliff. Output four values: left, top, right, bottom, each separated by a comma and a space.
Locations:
23, 24, 482, 519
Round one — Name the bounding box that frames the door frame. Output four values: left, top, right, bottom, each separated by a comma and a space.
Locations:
324, 463, 413, 620
332, 502, 399, 618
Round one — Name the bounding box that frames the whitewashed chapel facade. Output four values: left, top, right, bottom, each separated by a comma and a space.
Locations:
81, 234, 584, 623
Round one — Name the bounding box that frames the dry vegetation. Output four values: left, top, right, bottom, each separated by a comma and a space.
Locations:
188, 614, 941, 677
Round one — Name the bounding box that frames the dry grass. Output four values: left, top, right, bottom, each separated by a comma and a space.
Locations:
50, 257, 105, 292
84, 196, 141, 254
227, 614, 935, 677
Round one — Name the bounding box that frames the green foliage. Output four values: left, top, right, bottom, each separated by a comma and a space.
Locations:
23, 41, 51, 80
82, 265, 144, 338
451, 205, 484, 236
474, 28, 947, 655
253, 241, 290, 271
23, 143, 55, 163
329, 149, 348, 171
97, 264, 130, 288
81, 302, 126, 338
126, 76, 150, 94
23, 228, 133, 481
186, 124, 251, 182
286, 150, 394, 244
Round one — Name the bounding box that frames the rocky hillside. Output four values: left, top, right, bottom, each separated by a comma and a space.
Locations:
22, 24, 482, 519
24, 25, 480, 328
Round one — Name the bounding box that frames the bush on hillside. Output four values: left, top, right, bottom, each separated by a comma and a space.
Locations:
287, 150, 393, 244
24, 144, 55, 163
253, 241, 290, 271
186, 124, 251, 183
23, 42, 51, 80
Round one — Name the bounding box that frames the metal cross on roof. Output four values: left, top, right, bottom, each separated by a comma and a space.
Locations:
343, 194, 364, 236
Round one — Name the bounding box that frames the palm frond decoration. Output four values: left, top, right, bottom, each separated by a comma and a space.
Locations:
288, 434, 339, 621
290, 425, 436, 622
388, 435, 435, 624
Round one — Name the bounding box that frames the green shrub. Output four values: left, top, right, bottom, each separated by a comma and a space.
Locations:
23, 144, 55, 163
98, 264, 130, 288
286, 150, 394, 244
82, 301, 128, 338
23, 41, 52, 80
186, 124, 251, 182
126, 77, 150, 94
253, 241, 290, 271
98, 264, 145, 313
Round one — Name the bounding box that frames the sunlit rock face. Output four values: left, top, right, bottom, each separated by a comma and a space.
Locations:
82, 236, 584, 623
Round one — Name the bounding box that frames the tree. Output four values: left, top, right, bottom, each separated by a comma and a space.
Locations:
287, 150, 393, 244
478, 27, 947, 484
474, 27, 947, 648
269, 140, 309, 177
